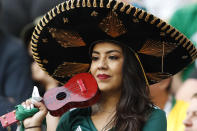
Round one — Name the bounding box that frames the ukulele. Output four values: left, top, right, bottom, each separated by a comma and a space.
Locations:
0, 73, 100, 128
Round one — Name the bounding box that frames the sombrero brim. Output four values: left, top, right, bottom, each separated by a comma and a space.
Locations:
31, 0, 197, 84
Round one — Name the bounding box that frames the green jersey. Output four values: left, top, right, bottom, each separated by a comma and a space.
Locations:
57, 107, 167, 131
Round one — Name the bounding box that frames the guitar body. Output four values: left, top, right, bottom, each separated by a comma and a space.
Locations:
43, 73, 100, 116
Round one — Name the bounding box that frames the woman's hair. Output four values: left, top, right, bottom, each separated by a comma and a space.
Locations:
98, 40, 153, 131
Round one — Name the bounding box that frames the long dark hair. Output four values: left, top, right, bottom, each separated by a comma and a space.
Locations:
90, 40, 153, 131
113, 43, 153, 131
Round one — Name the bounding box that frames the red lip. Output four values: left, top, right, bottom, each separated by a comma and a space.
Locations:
97, 74, 111, 80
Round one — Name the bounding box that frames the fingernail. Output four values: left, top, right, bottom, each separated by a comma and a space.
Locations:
23, 105, 26, 108
30, 104, 34, 109
27, 106, 30, 110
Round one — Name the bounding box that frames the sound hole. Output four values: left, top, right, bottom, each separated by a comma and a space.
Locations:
56, 92, 66, 100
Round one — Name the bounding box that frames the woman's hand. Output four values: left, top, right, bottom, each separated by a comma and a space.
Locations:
22, 99, 48, 129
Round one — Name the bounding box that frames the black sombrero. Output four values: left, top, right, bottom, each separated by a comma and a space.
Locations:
31, 0, 197, 85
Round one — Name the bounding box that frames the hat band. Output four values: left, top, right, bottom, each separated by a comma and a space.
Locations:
134, 53, 150, 87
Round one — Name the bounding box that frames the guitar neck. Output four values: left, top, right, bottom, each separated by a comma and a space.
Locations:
0, 110, 19, 128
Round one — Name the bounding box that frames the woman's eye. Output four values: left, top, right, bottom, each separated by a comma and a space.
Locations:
91, 56, 99, 61
109, 56, 119, 60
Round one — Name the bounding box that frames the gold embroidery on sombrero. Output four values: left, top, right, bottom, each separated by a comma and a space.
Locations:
150, 16, 158, 25
175, 34, 183, 41
133, 7, 138, 17
43, 59, 49, 64
32, 37, 38, 44
52, 62, 90, 78
63, 17, 69, 23
93, 0, 97, 7
99, 11, 127, 38
146, 72, 172, 83
48, 28, 86, 48
47, 11, 53, 20
106, 0, 113, 8
100, 0, 104, 8
56, 4, 61, 14
32, 56, 41, 63
71, 0, 75, 9
87, 0, 91, 7
138, 10, 145, 19
37, 22, 43, 31
132, 17, 139, 23
66, 1, 70, 10
34, 26, 41, 35
190, 46, 197, 56
182, 55, 188, 59
180, 37, 186, 44
52, 8, 56, 17
40, 18, 46, 27
76, 0, 80, 7
170, 30, 178, 38
82, 0, 86, 7
61, 2, 66, 11
166, 26, 174, 34
192, 52, 197, 60
119, 1, 129, 12
42, 38, 48, 43
31, 44, 37, 51
190, 48, 196, 55
32, 52, 39, 56
113, 0, 121, 11
186, 41, 193, 50
138, 39, 177, 57
156, 21, 163, 28
43, 15, 49, 24
126, 5, 133, 14
91, 11, 98, 17
161, 24, 169, 31
38, 63, 44, 68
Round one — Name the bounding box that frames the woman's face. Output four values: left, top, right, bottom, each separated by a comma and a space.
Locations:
90, 42, 124, 93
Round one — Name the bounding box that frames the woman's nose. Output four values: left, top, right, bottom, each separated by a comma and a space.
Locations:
98, 58, 108, 70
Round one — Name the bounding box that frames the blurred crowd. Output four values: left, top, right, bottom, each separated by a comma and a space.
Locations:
0, 0, 197, 131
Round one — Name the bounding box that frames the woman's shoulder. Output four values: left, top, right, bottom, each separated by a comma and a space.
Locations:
143, 107, 167, 131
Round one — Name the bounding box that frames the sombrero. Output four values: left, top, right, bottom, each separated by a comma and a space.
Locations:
31, 0, 197, 85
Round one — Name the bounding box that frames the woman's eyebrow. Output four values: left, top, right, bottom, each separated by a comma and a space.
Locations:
106, 50, 121, 54
92, 50, 121, 54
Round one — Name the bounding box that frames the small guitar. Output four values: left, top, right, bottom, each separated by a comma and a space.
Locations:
43, 73, 100, 116
0, 73, 100, 128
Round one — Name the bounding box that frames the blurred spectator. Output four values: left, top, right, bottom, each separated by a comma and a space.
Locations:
0, 0, 64, 37
0, 0, 33, 130
167, 78, 197, 131
143, 0, 195, 20
0, 29, 33, 131
169, 3, 197, 83
20, 16, 59, 96
183, 93, 197, 131
149, 78, 175, 116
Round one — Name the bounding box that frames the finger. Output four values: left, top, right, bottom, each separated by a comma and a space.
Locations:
33, 102, 47, 112
21, 102, 27, 108
25, 99, 33, 110
30, 103, 34, 109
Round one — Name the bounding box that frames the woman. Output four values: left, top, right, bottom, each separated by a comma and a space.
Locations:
23, 41, 165, 131
20, 0, 197, 131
